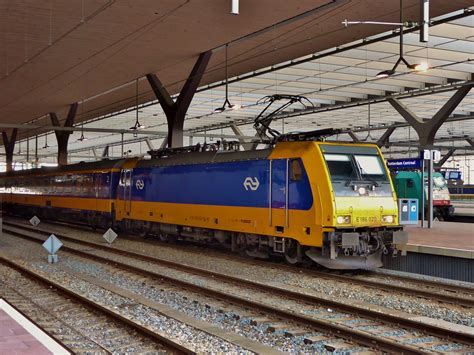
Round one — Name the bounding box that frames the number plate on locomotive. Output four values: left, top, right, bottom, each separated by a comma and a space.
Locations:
355, 216, 377, 223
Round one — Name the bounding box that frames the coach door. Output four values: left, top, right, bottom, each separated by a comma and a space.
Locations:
94, 173, 101, 211
122, 169, 133, 215
269, 159, 289, 231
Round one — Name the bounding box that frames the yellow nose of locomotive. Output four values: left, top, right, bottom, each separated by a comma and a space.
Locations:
332, 196, 399, 228
305, 142, 407, 270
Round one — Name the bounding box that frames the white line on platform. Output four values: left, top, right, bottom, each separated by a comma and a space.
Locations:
0, 298, 70, 354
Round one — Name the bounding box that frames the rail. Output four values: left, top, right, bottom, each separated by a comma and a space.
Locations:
3, 222, 473, 352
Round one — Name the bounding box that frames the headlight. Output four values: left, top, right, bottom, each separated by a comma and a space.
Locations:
382, 215, 395, 223
336, 215, 351, 224
358, 186, 367, 195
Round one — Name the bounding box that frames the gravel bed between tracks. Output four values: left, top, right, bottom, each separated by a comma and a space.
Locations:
60, 257, 372, 354
0, 232, 371, 354
4, 231, 472, 354
21, 219, 473, 328
0, 235, 249, 354
0, 271, 105, 353
0, 265, 166, 353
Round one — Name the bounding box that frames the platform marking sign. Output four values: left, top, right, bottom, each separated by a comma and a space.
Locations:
42, 234, 62, 263
29, 216, 40, 227
103, 228, 118, 244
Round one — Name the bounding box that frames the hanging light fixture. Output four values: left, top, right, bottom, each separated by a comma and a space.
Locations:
77, 100, 88, 142
77, 123, 88, 142
130, 78, 146, 130
360, 103, 375, 141
214, 44, 240, 113
43, 133, 49, 149
376, 0, 427, 78
230, 0, 239, 15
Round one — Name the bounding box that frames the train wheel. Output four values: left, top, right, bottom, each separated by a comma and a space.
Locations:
284, 239, 300, 265
138, 221, 152, 238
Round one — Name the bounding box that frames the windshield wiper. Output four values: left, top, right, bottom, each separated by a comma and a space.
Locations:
365, 178, 380, 187
344, 180, 357, 187
344, 179, 380, 188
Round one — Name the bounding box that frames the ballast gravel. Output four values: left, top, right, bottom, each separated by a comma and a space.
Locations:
3, 219, 474, 354
0, 236, 249, 354
0, 233, 370, 354
59, 257, 356, 354
34, 262, 250, 354
48, 251, 469, 353
30, 220, 472, 328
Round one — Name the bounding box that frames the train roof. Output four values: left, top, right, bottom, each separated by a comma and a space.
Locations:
0, 159, 126, 178
136, 148, 272, 168
1, 140, 384, 178
0, 148, 274, 178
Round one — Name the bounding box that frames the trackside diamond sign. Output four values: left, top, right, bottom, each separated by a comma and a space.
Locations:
29, 216, 40, 227
42, 234, 63, 263
43, 234, 63, 254
103, 228, 118, 244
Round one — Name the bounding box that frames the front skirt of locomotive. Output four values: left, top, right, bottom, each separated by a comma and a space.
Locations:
306, 228, 408, 270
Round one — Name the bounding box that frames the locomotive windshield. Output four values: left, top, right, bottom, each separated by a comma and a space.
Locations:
324, 154, 387, 182
320, 144, 391, 197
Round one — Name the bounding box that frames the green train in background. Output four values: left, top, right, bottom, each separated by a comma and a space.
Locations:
393, 171, 454, 221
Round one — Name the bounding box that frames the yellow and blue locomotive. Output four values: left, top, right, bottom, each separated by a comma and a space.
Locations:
0, 140, 407, 269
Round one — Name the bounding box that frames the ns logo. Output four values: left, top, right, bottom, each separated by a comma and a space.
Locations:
135, 179, 145, 190
243, 177, 260, 191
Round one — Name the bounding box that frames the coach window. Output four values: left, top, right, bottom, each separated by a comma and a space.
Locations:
82, 176, 89, 195
55, 176, 63, 193
49, 177, 54, 195
77, 175, 83, 194
290, 159, 303, 181
43, 178, 48, 194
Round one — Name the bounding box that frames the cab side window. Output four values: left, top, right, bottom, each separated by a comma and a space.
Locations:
290, 159, 303, 181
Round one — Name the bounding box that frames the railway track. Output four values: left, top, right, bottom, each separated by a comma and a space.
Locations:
0, 257, 188, 354
5, 219, 473, 308
3, 222, 473, 354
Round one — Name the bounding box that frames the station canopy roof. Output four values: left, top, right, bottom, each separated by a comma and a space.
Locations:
1, 2, 473, 164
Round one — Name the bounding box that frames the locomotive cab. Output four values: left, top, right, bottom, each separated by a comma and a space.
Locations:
304, 143, 407, 269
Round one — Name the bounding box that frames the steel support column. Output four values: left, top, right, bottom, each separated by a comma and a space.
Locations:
92, 147, 98, 160
146, 51, 212, 148
102, 146, 110, 159
50, 103, 78, 165
160, 136, 168, 149
230, 124, 254, 150
388, 84, 473, 148
377, 127, 396, 148
435, 148, 456, 168
145, 138, 155, 151
2, 129, 18, 172
348, 131, 360, 143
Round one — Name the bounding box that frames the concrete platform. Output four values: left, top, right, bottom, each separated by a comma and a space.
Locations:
405, 221, 474, 259
382, 221, 473, 282
452, 201, 474, 218
0, 299, 69, 354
